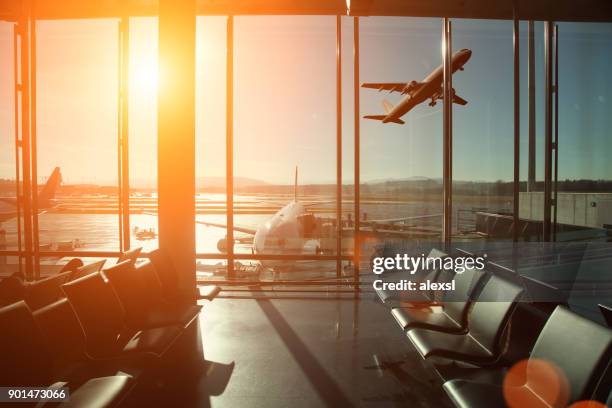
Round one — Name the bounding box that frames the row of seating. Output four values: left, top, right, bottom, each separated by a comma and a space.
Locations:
374, 248, 612, 407
0, 247, 141, 309
0, 248, 218, 407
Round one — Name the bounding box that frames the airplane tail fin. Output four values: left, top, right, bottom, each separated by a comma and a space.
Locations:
294, 166, 298, 202
38, 167, 62, 208
382, 99, 394, 114
363, 115, 405, 125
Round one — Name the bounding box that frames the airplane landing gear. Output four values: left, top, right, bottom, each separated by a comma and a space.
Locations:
429, 98, 437, 107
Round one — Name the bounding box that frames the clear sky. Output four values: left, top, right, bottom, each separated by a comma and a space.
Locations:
0, 17, 611, 186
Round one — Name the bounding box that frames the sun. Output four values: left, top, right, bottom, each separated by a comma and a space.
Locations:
132, 60, 158, 94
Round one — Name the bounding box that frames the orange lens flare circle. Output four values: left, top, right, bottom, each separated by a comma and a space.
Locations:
503, 358, 570, 408
568, 402, 607, 408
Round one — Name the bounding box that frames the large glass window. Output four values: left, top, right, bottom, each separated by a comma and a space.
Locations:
451, 19, 514, 241
359, 17, 443, 249
0, 21, 17, 275
128, 17, 159, 252
233, 16, 339, 280
36, 20, 119, 253
194, 16, 228, 278
555, 22, 612, 241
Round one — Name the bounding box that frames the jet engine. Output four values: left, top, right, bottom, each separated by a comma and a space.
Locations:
217, 237, 227, 253
403, 80, 419, 94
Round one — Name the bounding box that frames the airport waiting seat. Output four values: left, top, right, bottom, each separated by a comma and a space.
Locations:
149, 248, 220, 303
0, 301, 134, 407
104, 260, 202, 330
0, 300, 52, 386
390, 265, 485, 333
117, 247, 143, 266
69, 259, 106, 282
23, 271, 72, 310
0, 272, 26, 307
375, 248, 449, 305
407, 275, 524, 365
61, 271, 183, 359
598, 303, 612, 328
33, 298, 145, 384
443, 306, 612, 408
59, 257, 85, 274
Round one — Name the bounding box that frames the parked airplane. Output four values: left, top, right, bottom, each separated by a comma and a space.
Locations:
0, 167, 62, 223
194, 168, 441, 270
362, 48, 472, 124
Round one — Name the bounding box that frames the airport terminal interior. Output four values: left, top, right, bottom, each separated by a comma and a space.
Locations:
0, 0, 612, 407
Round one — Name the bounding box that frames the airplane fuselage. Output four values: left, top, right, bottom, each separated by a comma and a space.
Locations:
252, 201, 307, 267
383, 49, 472, 123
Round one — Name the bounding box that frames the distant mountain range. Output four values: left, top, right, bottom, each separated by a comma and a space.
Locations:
196, 176, 268, 189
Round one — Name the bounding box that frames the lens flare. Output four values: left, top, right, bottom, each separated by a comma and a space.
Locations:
503, 358, 570, 408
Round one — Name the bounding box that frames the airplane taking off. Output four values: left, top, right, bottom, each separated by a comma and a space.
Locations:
0, 167, 62, 223
362, 48, 472, 124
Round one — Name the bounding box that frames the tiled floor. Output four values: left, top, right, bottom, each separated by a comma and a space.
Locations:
133, 294, 452, 407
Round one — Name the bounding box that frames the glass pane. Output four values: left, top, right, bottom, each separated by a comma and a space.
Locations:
555, 22, 612, 242
129, 17, 159, 252
36, 20, 119, 252
341, 16, 356, 270
233, 16, 339, 280
519, 21, 546, 241
359, 17, 443, 253
195, 16, 227, 257
0, 22, 18, 275
451, 19, 514, 242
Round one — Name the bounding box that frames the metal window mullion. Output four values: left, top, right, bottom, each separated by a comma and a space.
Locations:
553, 24, 559, 241
442, 18, 452, 245
19, 1, 34, 280
543, 21, 553, 242
336, 15, 342, 278
120, 17, 131, 251
12, 24, 23, 274
353, 16, 360, 292
512, 9, 520, 242
30, 15, 40, 277
226, 15, 234, 279
117, 20, 124, 252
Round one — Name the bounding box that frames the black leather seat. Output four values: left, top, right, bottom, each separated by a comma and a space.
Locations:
149, 248, 183, 303
33, 298, 146, 383
407, 275, 523, 365
49, 375, 133, 408
0, 301, 134, 407
69, 259, 106, 282
61, 272, 182, 359
0, 273, 26, 307
23, 271, 72, 310
104, 260, 202, 330
598, 303, 612, 327
117, 247, 143, 266
391, 266, 485, 332
443, 306, 612, 408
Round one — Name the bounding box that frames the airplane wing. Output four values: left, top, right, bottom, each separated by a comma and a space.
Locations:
361, 82, 407, 94
196, 220, 258, 235
143, 212, 258, 235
